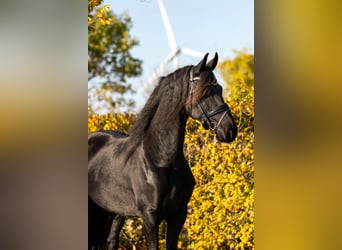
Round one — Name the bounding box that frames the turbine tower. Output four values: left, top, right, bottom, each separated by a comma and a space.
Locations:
138, 0, 205, 95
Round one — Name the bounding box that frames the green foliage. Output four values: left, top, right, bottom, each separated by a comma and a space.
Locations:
88, 50, 254, 249
88, 0, 142, 112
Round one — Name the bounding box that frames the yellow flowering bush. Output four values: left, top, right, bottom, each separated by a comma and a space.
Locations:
184, 118, 254, 249
88, 106, 135, 133
183, 50, 254, 250
88, 50, 254, 249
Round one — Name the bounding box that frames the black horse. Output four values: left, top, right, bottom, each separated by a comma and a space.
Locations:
88, 53, 237, 250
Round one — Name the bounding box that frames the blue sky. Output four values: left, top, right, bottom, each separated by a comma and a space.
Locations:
104, 0, 254, 111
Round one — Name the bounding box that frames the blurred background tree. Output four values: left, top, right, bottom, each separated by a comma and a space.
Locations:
88, 0, 142, 113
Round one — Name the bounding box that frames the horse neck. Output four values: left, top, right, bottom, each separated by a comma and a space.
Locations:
128, 67, 191, 167
143, 106, 187, 167
144, 111, 187, 153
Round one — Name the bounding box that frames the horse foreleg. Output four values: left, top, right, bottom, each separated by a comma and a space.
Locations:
142, 210, 161, 250
107, 214, 125, 250
165, 205, 188, 250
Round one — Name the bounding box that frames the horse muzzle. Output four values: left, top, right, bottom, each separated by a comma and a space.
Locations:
216, 121, 238, 143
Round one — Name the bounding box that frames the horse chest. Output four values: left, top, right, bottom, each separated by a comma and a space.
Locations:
159, 167, 195, 216
133, 164, 194, 216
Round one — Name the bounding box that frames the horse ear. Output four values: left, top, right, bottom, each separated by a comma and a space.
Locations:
193, 53, 209, 73
206, 52, 218, 70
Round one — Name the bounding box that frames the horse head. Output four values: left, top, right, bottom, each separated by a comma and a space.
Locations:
186, 53, 238, 143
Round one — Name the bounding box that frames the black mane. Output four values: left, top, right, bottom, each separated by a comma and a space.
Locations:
129, 65, 192, 139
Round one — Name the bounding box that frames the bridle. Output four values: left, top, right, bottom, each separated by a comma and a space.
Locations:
189, 68, 230, 131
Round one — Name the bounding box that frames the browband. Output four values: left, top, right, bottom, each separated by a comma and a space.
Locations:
189, 67, 201, 95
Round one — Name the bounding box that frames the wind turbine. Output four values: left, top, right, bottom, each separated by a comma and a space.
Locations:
138, 0, 205, 95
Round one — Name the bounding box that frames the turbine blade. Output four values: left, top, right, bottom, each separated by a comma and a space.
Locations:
182, 48, 224, 64
138, 50, 178, 95
157, 0, 177, 50
181, 48, 205, 58
173, 56, 178, 69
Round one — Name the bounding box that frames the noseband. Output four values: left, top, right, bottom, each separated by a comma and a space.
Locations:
189, 68, 229, 131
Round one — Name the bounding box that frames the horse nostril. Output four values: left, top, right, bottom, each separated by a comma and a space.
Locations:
228, 128, 236, 140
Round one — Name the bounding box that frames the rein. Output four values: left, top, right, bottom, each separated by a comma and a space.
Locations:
189, 67, 229, 131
